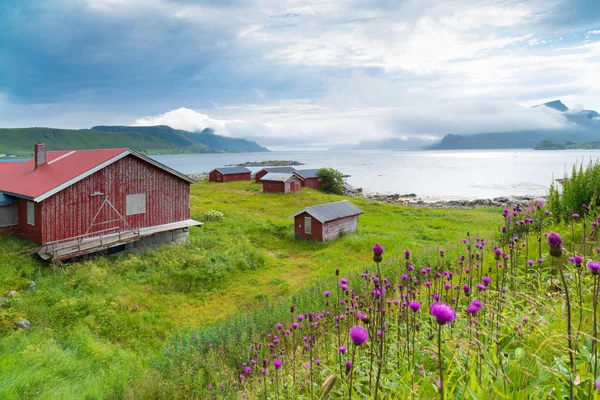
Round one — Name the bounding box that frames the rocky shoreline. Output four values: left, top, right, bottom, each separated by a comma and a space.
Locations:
186, 172, 539, 208
341, 183, 540, 208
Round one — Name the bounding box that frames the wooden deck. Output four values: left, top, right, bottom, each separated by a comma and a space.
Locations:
38, 219, 202, 262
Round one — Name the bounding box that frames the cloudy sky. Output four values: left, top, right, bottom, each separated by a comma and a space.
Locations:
1, 0, 599, 150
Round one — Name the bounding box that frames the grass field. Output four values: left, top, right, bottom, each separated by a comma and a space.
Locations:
0, 181, 501, 399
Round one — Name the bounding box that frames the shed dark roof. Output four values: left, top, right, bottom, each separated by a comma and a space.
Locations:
213, 166, 251, 174
259, 167, 297, 173
260, 172, 303, 182
290, 200, 364, 223
0, 193, 17, 206
297, 169, 319, 178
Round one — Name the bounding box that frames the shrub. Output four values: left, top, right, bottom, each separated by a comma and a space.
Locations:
201, 209, 224, 222
548, 160, 600, 222
316, 168, 344, 195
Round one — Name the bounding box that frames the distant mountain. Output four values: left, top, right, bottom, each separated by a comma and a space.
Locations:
91, 125, 269, 153
0, 125, 269, 157
0, 127, 178, 157
430, 100, 600, 150
533, 100, 569, 112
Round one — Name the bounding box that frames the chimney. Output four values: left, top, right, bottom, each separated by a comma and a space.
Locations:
34, 142, 47, 170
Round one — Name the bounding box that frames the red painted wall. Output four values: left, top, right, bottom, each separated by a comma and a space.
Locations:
16, 199, 42, 243
294, 213, 360, 242
224, 172, 251, 182
209, 171, 251, 182
209, 170, 223, 182
37, 155, 190, 244
262, 178, 301, 193
294, 213, 323, 241
301, 177, 321, 188
255, 170, 269, 182
262, 181, 285, 192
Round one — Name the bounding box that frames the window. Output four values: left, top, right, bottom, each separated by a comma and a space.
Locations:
126, 194, 146, 216
27, 201, 35, 226
304, 216, 312, 234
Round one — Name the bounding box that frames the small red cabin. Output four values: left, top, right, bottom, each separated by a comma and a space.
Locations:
254, 167, 298, 183
0, 143, 201, 262
209, 167, 251, 182
291, 200, 363, 242
261, 172, 303, 193
297, 169, 325, 189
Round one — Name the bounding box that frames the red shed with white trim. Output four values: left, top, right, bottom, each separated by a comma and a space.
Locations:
261, 172, 303, 193
209, 167, 251, 182
291, 200, 363, 241
0, 143, 201, 262
254, 167, 298, 183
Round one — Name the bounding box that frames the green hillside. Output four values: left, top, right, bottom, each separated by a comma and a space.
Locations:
91, 125, 269, 153
0, 127, 178, 156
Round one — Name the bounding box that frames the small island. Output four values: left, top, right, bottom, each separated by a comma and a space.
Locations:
229, 160, 305, 167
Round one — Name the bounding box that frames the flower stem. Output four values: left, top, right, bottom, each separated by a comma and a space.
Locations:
438, 323, 444, 400
348, 345, 357, 399
557, 257, 574, 400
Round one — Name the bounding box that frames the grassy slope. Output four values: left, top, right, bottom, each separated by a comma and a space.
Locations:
0, 127, 178, 156
0, 181, 500, 398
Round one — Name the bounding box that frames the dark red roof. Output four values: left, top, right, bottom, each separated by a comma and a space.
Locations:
0, 162, 21, 172
0, 148, 128, 201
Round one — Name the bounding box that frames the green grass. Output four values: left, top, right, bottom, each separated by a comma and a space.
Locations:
0, 181, 500, 398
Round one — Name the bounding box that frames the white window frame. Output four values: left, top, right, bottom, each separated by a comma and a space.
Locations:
27, 201, 35, 226
304, 216, 312, 234
126, 194, 147, 216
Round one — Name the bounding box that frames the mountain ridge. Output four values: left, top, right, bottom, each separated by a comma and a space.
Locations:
430, 100, 600, 150
0, 125, 269, 156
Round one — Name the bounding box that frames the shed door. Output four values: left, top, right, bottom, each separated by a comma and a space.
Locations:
304, 216, 312, 234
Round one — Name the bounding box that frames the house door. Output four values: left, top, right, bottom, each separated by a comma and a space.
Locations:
291, 181, 300, 192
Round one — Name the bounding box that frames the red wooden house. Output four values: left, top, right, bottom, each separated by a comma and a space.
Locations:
0, 143, 201, 262
291, 200, 363, 241
297, 169, 325, 189
254, 167, 297, 183
209, 167, 251, 182
261, 172, 303, 193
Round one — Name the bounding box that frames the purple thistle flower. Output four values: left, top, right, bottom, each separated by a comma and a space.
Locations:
275, 322, 283, 330
373, 243, 385, 256
547, 232, 563, 247
273, 359, 282, 369
481, 276, 491, 286
349, 325, 369, 346
430, 302, 456, 325
527, 260, 534, 266
345, 360, 352, 374
472, 300, 483, 309
409, 301, 421, 312
476, 283, 487, 291
324, 290, 331, 297
466, 304, 479, 314
339, 346, 347, 354
588, 261, 600, 275
297, 314, 304, 322
572, 213, 580, 219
